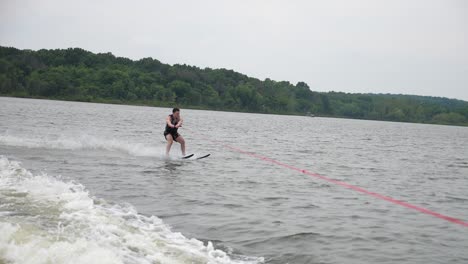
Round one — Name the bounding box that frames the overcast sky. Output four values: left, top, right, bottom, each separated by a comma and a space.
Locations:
1, 0, 467, 101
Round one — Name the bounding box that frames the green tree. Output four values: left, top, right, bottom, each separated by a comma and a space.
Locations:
1, 45, 467, 126
168, 80, 192, 104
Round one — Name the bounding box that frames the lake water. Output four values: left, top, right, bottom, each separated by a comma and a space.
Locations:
1, 97, 467, 264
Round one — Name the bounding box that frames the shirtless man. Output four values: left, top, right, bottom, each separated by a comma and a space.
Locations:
164, 108, 186, 156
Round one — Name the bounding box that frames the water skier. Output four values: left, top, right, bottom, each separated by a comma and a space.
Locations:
164, 108, 186, 157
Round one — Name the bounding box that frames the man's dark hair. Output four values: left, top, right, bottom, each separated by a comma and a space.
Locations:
172, 108, 180, 113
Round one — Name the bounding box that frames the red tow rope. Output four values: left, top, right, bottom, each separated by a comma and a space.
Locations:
190, 129, 468, 227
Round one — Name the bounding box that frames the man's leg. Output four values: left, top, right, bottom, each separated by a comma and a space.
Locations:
165, 134, 174, 156
175, 135, 186, 156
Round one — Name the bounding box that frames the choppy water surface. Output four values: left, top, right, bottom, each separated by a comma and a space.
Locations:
1, 97, 467, 264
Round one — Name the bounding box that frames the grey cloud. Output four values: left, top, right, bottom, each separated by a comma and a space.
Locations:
1, 0, 467, 100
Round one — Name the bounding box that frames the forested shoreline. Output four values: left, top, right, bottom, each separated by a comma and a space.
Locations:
1, 46, 467, 126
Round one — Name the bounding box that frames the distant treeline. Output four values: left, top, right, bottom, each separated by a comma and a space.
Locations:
1, 46, 467, 126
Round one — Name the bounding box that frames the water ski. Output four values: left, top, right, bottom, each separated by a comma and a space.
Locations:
182, 154, 194, 159
196, 154, 210, 160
